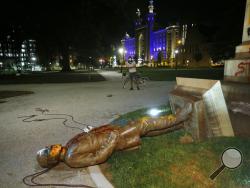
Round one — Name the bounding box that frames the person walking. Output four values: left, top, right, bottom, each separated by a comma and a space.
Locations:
125, 56, 140, 90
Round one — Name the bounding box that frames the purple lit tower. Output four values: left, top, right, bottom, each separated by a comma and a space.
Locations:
147, 0, 155, 61
122, 0, 181, 65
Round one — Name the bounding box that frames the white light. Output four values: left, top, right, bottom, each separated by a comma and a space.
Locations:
175, 50, 179, 54
21, 49, 25, 53
21, 62, 25, 66
31, 57, 36, 61
118, 48, 124, 54
148, 108, 161, 117
138, 58, 143, 63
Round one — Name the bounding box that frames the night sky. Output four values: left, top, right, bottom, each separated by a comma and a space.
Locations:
0, 0, 246, 58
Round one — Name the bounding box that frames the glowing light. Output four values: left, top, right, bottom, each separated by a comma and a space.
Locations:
178, 40, 182, 44
118, 48, 124, 54
174, 50, 179, 54
99, 58, 104, 63
148, 108, 161, 117
31, 57, 37, 61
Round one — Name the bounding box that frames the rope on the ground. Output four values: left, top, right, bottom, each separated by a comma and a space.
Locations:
18, 108, 94, 132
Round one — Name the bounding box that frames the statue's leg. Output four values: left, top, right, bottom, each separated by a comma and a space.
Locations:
137, 103, 192, 136
144, 123, 184, 137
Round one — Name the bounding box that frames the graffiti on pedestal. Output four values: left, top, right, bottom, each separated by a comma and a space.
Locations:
234, 62, 250, 76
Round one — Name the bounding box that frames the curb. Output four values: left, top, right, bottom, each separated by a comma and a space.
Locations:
88, 165, 114, 188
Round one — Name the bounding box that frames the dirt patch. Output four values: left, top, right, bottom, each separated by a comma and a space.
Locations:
0, 91, 34, 99
179, 134, 194, 144
170, 159, 215, 188
99, 163, 113, 182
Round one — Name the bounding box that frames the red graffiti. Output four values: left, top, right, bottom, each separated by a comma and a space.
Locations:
235, 62, 250, 77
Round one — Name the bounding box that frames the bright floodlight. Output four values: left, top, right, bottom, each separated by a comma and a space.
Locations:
31, 57, 37, 61
174, 49, 179, 54
118, 48, 124, 54
148, 108, 161, 117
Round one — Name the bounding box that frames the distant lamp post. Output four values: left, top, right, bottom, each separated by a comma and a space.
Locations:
174, 49, 179, 70
99, 58, 104, 69
118, 48, 124, 55
186, 60, 190, 69
118, 47, 125, 73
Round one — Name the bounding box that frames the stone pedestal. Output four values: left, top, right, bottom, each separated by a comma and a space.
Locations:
224, 59, 250, 83
169, 77, 234, 141
224, 0, 250, 83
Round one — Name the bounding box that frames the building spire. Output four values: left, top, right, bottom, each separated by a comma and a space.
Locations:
136, 8, 141, 18
148, 0, 154, 13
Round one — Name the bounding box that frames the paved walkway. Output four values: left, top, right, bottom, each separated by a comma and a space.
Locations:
0, 70, 175, 188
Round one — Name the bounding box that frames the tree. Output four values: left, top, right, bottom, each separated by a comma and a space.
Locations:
157, 51, 163, 67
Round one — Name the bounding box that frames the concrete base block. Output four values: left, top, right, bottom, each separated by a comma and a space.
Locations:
169, 77, 234, 141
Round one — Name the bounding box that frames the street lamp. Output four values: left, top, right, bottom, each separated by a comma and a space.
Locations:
118, 48, 124, 55
118, 47, 125, 73
174, 49, 179, 70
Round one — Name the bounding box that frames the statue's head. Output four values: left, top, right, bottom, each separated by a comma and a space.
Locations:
36, 144, 63, 168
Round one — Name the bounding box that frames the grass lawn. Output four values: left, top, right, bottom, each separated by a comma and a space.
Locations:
130, 68, 224, 81
0, 90, 34, 99
104, 106, 250, 188
0, 71, 105, 84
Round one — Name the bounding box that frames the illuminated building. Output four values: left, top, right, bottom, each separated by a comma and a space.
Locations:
0, 35, 19, 61
0, 31, 38, 71
0, 33, 20, 71
19, 39, 38, 71
121, 0, 187, 65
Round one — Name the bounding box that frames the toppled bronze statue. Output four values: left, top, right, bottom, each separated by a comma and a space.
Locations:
37, 104, 192, 168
